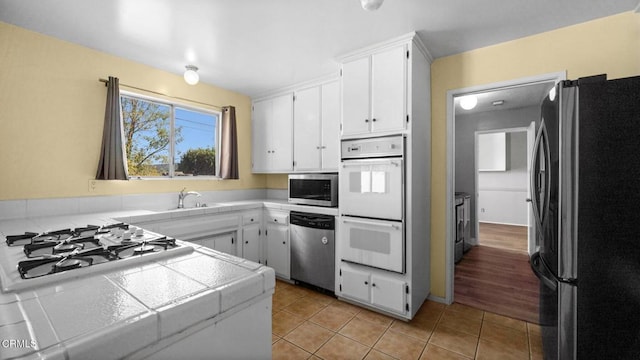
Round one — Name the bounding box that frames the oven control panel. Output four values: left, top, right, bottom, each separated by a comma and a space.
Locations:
341, 135, 404, 159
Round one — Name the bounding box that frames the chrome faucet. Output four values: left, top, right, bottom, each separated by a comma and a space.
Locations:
178, 188, 201, 209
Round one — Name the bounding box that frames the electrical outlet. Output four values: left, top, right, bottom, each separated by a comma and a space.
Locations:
88, 180, 96, 192
481, 208, 485, 213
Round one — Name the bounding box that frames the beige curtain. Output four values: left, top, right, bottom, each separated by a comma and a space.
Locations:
95, 76, 128, 180
219, 106, 239, 179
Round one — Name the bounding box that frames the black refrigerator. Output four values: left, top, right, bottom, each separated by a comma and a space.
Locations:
529, 74, 640, 359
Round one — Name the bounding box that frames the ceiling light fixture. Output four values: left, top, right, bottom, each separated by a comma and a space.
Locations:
459, 95, 478, 110
183, 65, 199, 85
549, 86, 557, 101
360, 0, 384, 11
492, 100, 504, 106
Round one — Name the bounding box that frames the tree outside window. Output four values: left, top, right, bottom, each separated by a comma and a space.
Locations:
120, 95, 218, 177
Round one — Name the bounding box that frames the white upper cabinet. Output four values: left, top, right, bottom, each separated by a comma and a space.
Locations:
293, 86, 321, 170
293, 79, 341, 172
252, 93, 293, 173
341, 44, 407, 137
342, 57, 371, 136
320, 80, 340, 170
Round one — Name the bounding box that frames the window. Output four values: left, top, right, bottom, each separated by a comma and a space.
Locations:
120, 93, 220, 178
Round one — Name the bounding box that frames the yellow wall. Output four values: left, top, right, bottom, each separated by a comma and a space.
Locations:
0, 22, 266, 200
430, 12, 640, 298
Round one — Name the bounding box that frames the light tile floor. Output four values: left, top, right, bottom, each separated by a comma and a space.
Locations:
272, 280, 543, 360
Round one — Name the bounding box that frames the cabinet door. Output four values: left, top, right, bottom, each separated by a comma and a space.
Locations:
266, 224, 290, 279
293, 86, 321, 171
340, 266, 371, 303
371, 45, 406, 134
270, 94, 294, 171
214, 232, 236, 256
321, 80, 340, 170
342, 57, 371, 137
242, 224, 261, 263
371, 275, 406, 314
252, 99, 270, 172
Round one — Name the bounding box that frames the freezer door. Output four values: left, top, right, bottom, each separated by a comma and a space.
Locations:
530, 252, 576, 360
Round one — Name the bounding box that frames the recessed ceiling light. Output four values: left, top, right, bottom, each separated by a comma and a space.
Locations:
492, 100, 504, 106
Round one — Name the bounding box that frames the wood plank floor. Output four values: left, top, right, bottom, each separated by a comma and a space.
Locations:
479, 222, 528, 253
455, 245, 540, 324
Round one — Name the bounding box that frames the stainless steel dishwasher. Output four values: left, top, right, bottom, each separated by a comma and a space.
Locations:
290, 211, 335, 292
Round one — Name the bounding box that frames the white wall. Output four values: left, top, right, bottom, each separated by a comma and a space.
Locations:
477, 131, 528, 225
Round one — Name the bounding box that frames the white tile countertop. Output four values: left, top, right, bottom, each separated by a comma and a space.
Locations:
0, 199, 323, 359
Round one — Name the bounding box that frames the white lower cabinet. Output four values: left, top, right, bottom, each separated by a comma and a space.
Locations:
339, 263, 407, 315
242, 226, 261, 263
193, 232, 237, 256
265, 210, 290, 279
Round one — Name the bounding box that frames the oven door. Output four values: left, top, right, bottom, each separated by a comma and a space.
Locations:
340, 216, 404, 273
339, 158, 403, 220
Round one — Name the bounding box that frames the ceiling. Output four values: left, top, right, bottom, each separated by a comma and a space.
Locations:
454, 82, 555, 115
0, 0, 638, 97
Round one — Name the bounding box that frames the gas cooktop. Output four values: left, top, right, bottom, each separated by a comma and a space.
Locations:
0, 222, 192, 292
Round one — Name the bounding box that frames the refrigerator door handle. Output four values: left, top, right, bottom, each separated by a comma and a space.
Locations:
530, 122, 544, 231
530, 252, 557, 291
540, 122, 552, 225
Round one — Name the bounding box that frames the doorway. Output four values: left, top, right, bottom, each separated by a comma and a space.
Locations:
445, 72, 565, 322
475, 127, 531, 255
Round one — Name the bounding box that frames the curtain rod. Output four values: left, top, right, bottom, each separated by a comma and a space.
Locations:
99, 78, 224, 110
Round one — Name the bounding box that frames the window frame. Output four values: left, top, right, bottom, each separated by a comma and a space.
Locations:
120, 90, 222, 180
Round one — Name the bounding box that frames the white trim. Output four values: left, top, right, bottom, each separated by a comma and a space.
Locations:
445, 71, 566, 304
337, 31, 433, 64
252, 73, 339, 101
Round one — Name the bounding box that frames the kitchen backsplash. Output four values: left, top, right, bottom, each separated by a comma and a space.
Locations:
0, 189, 288, 220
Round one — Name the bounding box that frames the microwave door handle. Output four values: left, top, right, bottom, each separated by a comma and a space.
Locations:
342, 218, 400, 229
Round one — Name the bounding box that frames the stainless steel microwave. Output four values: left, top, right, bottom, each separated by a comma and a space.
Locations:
288, 174, 338, 207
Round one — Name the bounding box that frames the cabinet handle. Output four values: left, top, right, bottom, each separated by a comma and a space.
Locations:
364, 281, 368, 285
282, 241, 286, 245
231, 237, 234, 244
250, 218, 254, 222
372, 118, 377, 122
245, 241, 248, 244
274, 219, 278, 223
372, 283, 376, 287
316, 146, 321, 149
365, 119, 369, 123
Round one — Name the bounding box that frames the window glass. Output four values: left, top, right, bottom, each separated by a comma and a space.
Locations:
120, 95, 219, 178
175, 107, 217, 176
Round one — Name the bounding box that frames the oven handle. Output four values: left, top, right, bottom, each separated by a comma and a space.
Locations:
341, 159, 402, 168
341, 218, 401, 230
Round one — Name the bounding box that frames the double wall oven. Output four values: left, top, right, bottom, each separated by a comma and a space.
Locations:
339, 135, 405, 273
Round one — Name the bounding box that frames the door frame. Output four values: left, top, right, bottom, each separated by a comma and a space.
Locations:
444, 71, 566, 304
473, 126, 533, 255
